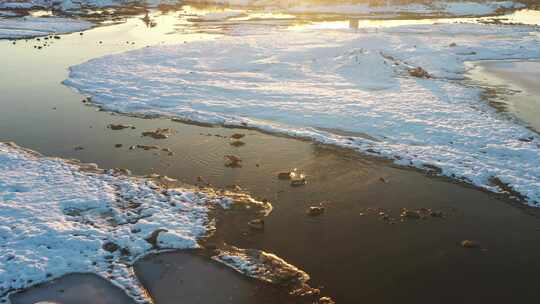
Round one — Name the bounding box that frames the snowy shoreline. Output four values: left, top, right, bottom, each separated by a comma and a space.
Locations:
0, 1, 530, 39
0, 141, 299, 303
0, 1, 528, 16
64, 21, 540, 206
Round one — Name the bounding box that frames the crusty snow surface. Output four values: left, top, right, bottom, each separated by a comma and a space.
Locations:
65, 22, 540, 205
0, 142, 259, 303
0, 16, 93, 39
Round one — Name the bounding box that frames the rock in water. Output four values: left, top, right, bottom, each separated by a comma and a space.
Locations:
461, 240, 479, 248
307, 206, 325, 216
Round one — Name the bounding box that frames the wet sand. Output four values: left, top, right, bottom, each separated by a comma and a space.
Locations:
1, 7, 540, 304
466, 60, 540, 132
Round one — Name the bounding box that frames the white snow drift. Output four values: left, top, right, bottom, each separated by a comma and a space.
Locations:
0, 142, 273, 302
65, 22, 540, 205
0, 16, 92, 39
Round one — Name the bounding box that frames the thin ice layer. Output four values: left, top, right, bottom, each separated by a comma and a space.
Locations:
65, 22, 540, 205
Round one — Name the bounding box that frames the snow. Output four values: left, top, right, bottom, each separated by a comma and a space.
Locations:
0, 10, 20, 16
213, 246, 310, 285
191, 9, 246, 21
190, 1, 526, 17
0, 142, 272, 302
292, 1, 525, 16
65, 22, 540, 206
0, 1, 527, 17
0, 0, 181, 11
0, 16, 93, 39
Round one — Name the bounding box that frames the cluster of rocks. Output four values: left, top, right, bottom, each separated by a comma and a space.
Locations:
105, 124, 175, 156
361, 206, 447, 224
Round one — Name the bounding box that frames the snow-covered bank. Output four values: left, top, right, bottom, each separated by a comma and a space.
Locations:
65, 22, 540, 206
0, 0, 137, 11
0, 16, 92, 39
0, 142, 274, 302
287, 1, 524, 16
0, 0, 527, 17
190, 9, 246, 21
188, 0, 525, 17
0, 0, 179, 11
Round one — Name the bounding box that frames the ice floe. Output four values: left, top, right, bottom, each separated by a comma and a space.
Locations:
0, 16, 93, 39
0, 142, 273, 302
65, 22, 540, 205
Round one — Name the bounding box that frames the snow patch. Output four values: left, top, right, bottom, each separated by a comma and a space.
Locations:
65, 22, 540, 206
0, 10, 20, 16
0, 1, 526, 16
0, 142, 270, 302
191, 9, 246, 21
213, 246, 310, 285
0, 16, 93, 39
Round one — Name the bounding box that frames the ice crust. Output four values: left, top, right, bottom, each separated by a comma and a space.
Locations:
65, 22, 540, 205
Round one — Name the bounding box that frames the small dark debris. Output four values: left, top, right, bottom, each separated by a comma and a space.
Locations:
108, 123, 135, 130
307, 206, 325, 216
231, 133, 245, 139
230, 140, 245, 147
102, 242, 119, 252
408, 67, 431, 78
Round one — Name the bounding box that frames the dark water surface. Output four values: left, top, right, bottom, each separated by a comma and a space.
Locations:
1, 8, 540, 304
